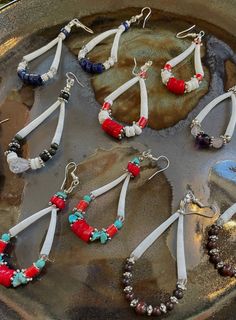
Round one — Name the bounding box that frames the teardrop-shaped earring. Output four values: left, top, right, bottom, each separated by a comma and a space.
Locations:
161, 25, 205, 95
68, 151, 169, 244
190, 86, 236, 149
17, 19, 93, 86
0, 162, 79, 288
5, 72, 83, 173
78, 7, 151, 74
98, 59, 152, 140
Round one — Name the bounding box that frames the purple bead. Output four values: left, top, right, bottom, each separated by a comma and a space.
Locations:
195, 133, 211, 148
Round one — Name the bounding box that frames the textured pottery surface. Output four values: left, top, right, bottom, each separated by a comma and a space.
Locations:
0, 1, 235, 319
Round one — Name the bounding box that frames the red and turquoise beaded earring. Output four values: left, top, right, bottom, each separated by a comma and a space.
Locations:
68, 151, 169, 244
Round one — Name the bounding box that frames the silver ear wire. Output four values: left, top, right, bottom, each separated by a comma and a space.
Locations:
60, 162, 80, 194
66, 72, 84, 87
0, 118, 9, 125
132, 58, 152, 76
129, 7, 152, 28
141, 7, 152, 28
176, 25, 204, 40
141, 150, 170, 181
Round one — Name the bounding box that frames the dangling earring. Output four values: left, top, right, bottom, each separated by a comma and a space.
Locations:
206, 203, 236, 278
98, 59, 152, 140
122, 191, 216, 316
161, 25, 205, 95
0, 162, 79, 288
68, 151, 169, 244
190, 86, 236, 149
17, 19, 93, 86
78, 7, 151, 74
5, 72, 83, 174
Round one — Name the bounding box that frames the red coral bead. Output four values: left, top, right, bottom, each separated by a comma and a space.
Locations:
76, 200, 89, 212
137, 116, 148, 129
139, 71, 147, 79
106, 224, 118, 238
71, 219, 94, 242
0, 240, 7, 253
102, 118, 124, 139
127, 162, 140, 177
0, 265, 14, 287
167, 77, 185, 95
25, 265, 40, 278
195, 73, 203, 81
102, 102, 111, 110
50, 196, 65, 210
164, 63, 172, 71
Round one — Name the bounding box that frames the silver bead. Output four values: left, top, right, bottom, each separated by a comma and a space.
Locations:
130, 299, 139, 307
123, 272, 132, 279
208, 235, 218, 241
170, 296, 178, 304
124, 286, 133, 293
146, 305, 153, 316
160, 303, 167, 313
126, 257, 135, 265
209, 248, 219, 255
216, 262, 224, 269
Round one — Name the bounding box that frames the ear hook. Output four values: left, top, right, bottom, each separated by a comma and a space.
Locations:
60, 162, 80, 194
140, 7, 152, 28
176, 25, 205, 40
72, 19, 94, 34
0, 118, 9, 125
132, 58, 152, 76
147, 155, 170, 181
66, 72, 84, 88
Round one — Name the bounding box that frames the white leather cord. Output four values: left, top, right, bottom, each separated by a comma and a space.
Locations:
194, 43, 204, 76
117, 174, 131, 219
105, 77, 139, 103
217, 203, 236, 226
40, 208, 58, 256
139, 78, 148, 119
167, 42, 196, 67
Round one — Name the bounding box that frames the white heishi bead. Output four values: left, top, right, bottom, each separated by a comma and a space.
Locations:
98, 110, 110, 124
9, 157, 30, 173
133, 123, 142, 135
185, 77, 199, 92
211, 137, 224, 148
108, 57, 115, 66
103, 61, 111, 70
161, 70, 172, 84
124, 125, 135, 137
7, 152, 18, 163
191, 125, 201, 137
30, 157, 43, 170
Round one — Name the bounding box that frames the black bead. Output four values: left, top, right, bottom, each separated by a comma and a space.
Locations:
39, 150, 51, 162
48, 148, 57, 156
173, 289, 184, 299
122, 278, 132, 286
59, 91, 70, 101
124, 263, 132, 272
51, 143, 59, 150
195, 133, 211, 148
166, 301, 174, 311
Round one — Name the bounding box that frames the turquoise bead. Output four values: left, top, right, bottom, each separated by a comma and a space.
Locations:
12, 272, 27, 287
74, 211, 84, 219
1, 233, 10, 242
56, 191, 67, 199
114, 220, 123, 229
35, 259, 46, 269
69, 214, 78, 224
100, 231, 108, 244
90, 230, 101, 241
132, 157, 140, 165
83, 195, 92, 203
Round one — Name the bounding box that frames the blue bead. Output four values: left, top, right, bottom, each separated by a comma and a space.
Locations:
35, 259, 46, 269
85, 60, 93, 73
100, 231, 108, 244
74, 211, 84, 219
132, 157, 140, 165
69, 214, 78, 224
1, 233, 10, 242
83, 195, 92, 203
56, 191, 67, 199
79, 58, 88, 70
96, 63, 105, 74
122, 21, 129, 31
114, 220, 123, 229
60, 27, 70, 38
90, 230, 101, 241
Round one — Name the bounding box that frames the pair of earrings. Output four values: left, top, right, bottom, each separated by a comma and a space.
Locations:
0, 151, 169, 287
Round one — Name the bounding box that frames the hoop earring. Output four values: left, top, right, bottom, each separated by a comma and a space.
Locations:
161, 25, 205, 95
0, 163, 79, 288
17, 19, 93, 86
190, 86, 236, 149
99, 59, 152, 140
206, 203, 236, 278
5, 72, 83, 173
68, 151, 169, 244
122, 191, 216, 316
78, 7, 151, 74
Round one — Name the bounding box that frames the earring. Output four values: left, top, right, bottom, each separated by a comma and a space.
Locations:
68, 151, 169, 244
161, 25, 205, 95
17, 19, 93, 86
0, 162, 79, 288
5, 72, 83, 174
122, 191, 216, 316
190, 86, 236, 149
98, 59, 152, 140
78, 7, 151, 74
206, 203, 236, 278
